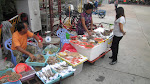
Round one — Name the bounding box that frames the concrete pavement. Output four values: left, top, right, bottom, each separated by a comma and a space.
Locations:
61, 4, 150, 84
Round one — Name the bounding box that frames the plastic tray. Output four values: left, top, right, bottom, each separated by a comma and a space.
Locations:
25, 55, 49, 66
61, 71, 74, 79
78, 42, 88, 46
45, 48, 60, 56
36, 69, 61, 84
56, 54, 88, 67
84, 44, 94, 49
51, 62, 74, 79
42, 44, 60, 56
46, 56, 63, 65
0, 68, 22, 84
52, 69, 74, 80
13, 66, 36, 82
70, 40, 79, 45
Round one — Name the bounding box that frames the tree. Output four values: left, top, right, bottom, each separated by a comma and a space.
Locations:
0, 0, 17, 23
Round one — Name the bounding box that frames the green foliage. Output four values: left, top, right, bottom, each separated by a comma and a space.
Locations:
98, 0, 103, 5
61, 0, 65, 4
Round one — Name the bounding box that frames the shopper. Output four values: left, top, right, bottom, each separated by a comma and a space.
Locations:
114, 0, 118, 10
11, 22, 43, 63
109, 7, 126, 65
94, 1, 98, 11
76, 3, 94, 35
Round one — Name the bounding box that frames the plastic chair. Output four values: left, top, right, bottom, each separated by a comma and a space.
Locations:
4, 38, 17, 66
5, 38, 38, 66
56, 28, 74, 48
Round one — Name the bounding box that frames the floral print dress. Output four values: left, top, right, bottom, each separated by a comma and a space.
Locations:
76, 12, 92, 35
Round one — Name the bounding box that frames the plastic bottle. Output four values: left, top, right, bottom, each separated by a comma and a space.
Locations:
66, 33, 70, 39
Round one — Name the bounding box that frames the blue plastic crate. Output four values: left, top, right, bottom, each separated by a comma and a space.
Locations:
0, 68, 22, 84
42, 45, 60, 56
25, 54, 49, 66
36, 69, 61, 84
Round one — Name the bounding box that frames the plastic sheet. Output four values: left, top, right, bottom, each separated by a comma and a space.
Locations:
60, 43, 77, 52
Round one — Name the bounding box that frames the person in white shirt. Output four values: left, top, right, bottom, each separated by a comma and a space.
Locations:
109, 7, 126, 65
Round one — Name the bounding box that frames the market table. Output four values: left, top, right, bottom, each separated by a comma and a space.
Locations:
70, 28, 113, 63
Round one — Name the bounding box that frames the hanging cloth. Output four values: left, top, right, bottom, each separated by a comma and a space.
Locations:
1, 21, 12, 54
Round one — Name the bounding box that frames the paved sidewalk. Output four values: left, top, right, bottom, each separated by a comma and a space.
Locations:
61, 4, 150, 84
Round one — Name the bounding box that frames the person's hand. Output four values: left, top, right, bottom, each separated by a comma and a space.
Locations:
110, 29, 113, 32
88, 32, 92, 36
29, 54, 36, 61
92, 30, 96, 34
123, 32, 126, 35
38, 42, 43, 48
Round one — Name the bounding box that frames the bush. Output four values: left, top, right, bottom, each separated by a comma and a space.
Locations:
98, 0, 103, 5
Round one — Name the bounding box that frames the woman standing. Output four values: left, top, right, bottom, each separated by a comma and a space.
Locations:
109, 7, 126, 65
76, 3, 94, 36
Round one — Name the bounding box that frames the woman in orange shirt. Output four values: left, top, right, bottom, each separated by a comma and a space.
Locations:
12, 22, 43, 63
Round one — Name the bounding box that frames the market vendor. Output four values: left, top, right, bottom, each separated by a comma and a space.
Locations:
11, 22, 43, 63
76, 3, 94, 36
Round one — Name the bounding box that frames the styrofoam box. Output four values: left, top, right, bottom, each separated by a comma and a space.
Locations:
71, 40, 108, 61
70, 28, 113, 61
74, 63, 83, 76
107, 35, 113, 48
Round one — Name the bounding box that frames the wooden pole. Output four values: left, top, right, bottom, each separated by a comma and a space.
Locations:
49, 0, 54, 31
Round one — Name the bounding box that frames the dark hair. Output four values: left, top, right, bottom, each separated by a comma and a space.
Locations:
116, 7, 125, 20
16, 22, 26, 32
21, 13, 29, 24
85, 3, 93, 10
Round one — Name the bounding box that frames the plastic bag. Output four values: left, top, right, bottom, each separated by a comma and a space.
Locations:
60, 43, 77, 52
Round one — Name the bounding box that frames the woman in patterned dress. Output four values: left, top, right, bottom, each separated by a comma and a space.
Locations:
76, 3, 94, 36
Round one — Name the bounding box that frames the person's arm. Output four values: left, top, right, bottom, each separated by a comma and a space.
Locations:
27, 31, 43, 48
81, 18, 91, 36
90, 17, 94, 32
119, 23, 126, 35
16, 46, 35, 61
32, 34, 43, 48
